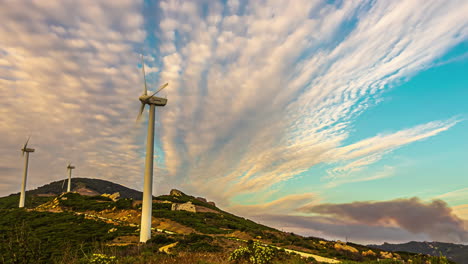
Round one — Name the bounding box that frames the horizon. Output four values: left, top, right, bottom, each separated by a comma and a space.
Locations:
0, 0, 467, 246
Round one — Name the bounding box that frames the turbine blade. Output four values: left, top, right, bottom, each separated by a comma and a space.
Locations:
22, 136, 30, 156
149, 83, 168, 97
141, 55, 148, 96
137, 102, 146, 122
24, 136, 30, 149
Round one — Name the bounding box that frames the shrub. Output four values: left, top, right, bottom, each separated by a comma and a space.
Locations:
229, 241, 277, 264
176, 233, 222, 253
115, 198, 133, 209
148, 234, 175, 245
85, 253, 117, 264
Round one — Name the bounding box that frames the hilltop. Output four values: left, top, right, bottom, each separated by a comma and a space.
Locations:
0, 178, 456, 264
10, 177, 144, 199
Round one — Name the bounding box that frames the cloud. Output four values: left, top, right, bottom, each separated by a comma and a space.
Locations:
0, 0, 147, 195
229, 193, 319, 215
300, 198, 468, 243
452, 205, 468, 225
323, 119, 459, 186
253, 214, 430, 244
435, 188, 468, 205
152, 0, 467, 204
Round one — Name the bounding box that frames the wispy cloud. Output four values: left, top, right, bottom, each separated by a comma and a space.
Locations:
435, 188, 468, 205
229, 193, 319, 215
154, 0, 467, 203
323, 119, 460, 187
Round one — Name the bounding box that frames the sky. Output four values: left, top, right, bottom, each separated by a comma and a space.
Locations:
0, 0, 467, 245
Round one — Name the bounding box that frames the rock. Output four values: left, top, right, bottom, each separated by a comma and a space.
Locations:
362, 249, 376, 257
101, 192, 120, 201
170, 189, 185, 196
334, 242, 359, 253
196, 197, 207, 203
171, 201, 196, 213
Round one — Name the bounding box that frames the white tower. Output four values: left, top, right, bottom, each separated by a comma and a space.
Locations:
136, 55, 168, 242
19, 137, 35, 208
67, 163, 75, 192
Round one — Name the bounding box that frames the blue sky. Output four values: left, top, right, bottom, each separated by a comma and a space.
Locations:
0, 0, 467, 244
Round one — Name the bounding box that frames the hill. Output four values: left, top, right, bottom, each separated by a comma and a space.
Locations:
369, 241, 468, 264
0, 178, 456, 264
10, 177, 144, 199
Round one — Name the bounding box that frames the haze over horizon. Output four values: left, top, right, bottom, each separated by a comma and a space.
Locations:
0, 0, 467, 245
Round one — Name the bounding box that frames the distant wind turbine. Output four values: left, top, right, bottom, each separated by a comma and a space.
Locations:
137, 55, 168, 243
19, 137, 35, 208
67, 163, 75, 192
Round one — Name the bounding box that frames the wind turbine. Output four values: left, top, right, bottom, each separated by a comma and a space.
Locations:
66, 163, 75, 192
137, 55, 168, 243
19, 137, 35, 208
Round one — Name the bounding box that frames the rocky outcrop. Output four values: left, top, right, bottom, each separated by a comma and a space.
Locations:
171, 201, 196, 213
170, 189, 185, 197
101, 192, 120, 201
196, 197, 207, 203
171, 201, 220, 214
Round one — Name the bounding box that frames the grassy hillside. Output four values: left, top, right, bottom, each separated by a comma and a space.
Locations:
0, 179, 457, 264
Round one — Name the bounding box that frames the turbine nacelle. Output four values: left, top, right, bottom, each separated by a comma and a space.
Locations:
21, 137, 35, 155
139, 95, 167, 106
136, 55, 169, 121
21, 148, 35, 153
67, 164, 75, 170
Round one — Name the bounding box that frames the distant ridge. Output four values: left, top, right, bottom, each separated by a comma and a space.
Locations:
13, 178, 143, 199
369, 241, 468, 264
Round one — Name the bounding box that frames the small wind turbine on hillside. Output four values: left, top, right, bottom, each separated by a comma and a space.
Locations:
136, 55, 168, 243
19, 137, 35, 208
67, 163, 75, 192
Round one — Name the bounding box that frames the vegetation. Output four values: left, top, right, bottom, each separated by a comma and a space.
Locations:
0, 194, 54, 209
153, 208, 273, 235
58, 193, 115, 211
0, 209, 136, 263
86, 253, 117, 264
229, 241, 278, 264
0, 181, 457, 264
176, 233, 222, 253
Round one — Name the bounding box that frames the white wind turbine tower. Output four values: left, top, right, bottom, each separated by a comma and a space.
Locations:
19, 137, 35, 208
136, 55, 168, 242
67, 163, 75, 192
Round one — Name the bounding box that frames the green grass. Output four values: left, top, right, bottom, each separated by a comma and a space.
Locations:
153, 209, 274, 235
0, 194, 54, 209
0, 209, 136, 263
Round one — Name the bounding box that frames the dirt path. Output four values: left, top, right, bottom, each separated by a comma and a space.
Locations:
274, 246, 340, 263
159, 242, 178, 253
